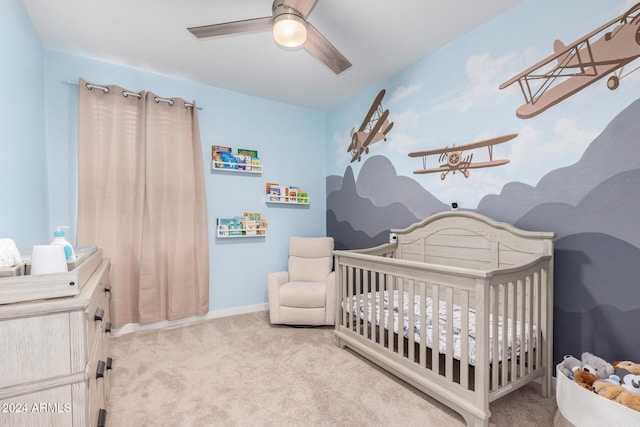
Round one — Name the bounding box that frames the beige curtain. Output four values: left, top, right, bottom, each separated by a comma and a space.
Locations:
77, 78, 209, 328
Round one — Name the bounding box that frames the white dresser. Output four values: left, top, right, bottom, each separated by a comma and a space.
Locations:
0, 253, 111, 427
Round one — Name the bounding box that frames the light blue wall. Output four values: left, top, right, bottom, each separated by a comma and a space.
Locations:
3, 0, 327, 312
0, 0, 49, 248
43, 52, 327, 311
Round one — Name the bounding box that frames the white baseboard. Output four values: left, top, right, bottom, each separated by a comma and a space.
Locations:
110, 303, 269, 336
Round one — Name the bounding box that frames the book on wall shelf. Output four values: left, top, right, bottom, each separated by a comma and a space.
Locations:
216, 213, 267, 238
265, 183, 309, 205
211, 146, 262, 173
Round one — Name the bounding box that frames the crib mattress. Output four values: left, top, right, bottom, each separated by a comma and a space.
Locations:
346, 290, 535, 366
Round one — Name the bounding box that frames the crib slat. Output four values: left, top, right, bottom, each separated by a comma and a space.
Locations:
510, 281, 518, 382
501, 283, 509, 386
491, 284, 499, 390
460, 289, 469, 389
398, 277, 405, 357
387, 274, 395, 351
362, 270, 369, 339
370, 272, 376, 342
445, 286, 454, 382
527, 274, 534, 373
407, 279, 415, 363
519, 278, 526, 379
342, 265, 348, 328
419, 281, 427, 368
534, 270, 541, 368
355, 268, 362, 335
348, 266, 355, 331
431, 283, 440, 374
379, 274, 385, 347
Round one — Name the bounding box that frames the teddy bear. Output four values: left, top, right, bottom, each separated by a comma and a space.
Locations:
594, 379, 640, 412
573, 367, 599, 391
559, 352, 614, 380
581, 351, 615, 379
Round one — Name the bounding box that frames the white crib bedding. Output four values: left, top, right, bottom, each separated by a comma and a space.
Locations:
345, 290, 535, 366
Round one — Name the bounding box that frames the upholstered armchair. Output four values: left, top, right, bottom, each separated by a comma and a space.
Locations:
267, 236, 335, 326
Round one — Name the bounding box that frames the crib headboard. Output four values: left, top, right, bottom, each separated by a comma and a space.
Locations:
392, 211, 555, 270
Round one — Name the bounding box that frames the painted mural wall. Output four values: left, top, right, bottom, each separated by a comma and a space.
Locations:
327, 0, 640, 366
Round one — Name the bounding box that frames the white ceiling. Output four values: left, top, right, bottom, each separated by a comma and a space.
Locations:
23, 0, 520, 111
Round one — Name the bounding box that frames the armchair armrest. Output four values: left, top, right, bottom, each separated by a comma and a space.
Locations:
267, 271, 289, 324
267, 271, 289, 287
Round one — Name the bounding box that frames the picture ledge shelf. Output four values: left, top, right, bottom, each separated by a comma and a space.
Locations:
210, 161, 262, 174
216, 229, 267, 239
265, 195, 309, 205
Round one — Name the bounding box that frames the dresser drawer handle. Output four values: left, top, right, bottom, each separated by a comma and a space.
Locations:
97, 408, 107, 427
96, 360, 106, 379
104, 283, 111, 293
105, 322, 112, 333
107, 357, 113, 370
94, 307, 104, 322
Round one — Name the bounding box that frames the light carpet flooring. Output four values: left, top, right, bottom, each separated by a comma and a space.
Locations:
105, 311, 558, 426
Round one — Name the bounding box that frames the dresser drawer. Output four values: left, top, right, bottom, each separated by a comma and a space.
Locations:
88, 354, 107, 427
0, 384, 73, 427
85, 264, 110, 360
0, 312, 72, 388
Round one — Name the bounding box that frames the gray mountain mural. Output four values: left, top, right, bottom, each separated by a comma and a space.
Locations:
327, 98, 640, 366
515, 169, 640, 247
327, 156, 447, 248
479, 97, 640, 227
554, 232, 640, 364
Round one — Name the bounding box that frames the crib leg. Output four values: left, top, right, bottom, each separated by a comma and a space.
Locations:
463, 414, 489, 427
541, 371, 551, 398
335, 336, 345, 348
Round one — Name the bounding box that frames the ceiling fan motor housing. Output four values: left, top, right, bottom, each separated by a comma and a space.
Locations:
272, 2, 307, 47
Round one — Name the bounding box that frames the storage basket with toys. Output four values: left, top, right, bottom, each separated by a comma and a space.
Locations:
555, 352, 640, 426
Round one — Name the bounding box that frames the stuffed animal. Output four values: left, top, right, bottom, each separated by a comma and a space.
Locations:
612, 360, 640, 375
559, 352, 614, 380
594, 380, 640, 412
559, 354, 583, 379
581, 351, 615, 380
573, 367, 599, 391
610, 360, 640, 395
620, 373, 640, 395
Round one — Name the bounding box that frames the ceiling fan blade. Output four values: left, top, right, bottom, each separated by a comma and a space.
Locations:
188, 17, 272, 39
303, 22, 352, 75
284, 0, 318, 18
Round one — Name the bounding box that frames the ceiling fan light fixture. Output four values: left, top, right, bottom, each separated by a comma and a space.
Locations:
272, 12, 307, 48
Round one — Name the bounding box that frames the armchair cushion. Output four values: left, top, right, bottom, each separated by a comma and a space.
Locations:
279, 281, 326, 308
288, 236, 333, 282
288, 257, 332, 282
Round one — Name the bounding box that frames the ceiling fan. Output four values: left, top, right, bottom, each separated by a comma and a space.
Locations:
187, 0, 352, 75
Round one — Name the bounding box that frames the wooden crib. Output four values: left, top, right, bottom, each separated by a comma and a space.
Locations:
333, 211, 555, 426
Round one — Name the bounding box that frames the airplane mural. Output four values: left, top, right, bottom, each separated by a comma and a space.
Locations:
408, 133, 517, 180
347, 89, 394, 163
500, 2, 640, 119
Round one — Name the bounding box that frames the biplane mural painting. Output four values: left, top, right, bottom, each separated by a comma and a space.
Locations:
408, 133, 517, 180
500, 2, 640, 118
347, 89, 394, 163
327, 0, 640, 367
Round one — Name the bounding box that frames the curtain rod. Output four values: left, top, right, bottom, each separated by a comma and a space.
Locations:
65, 80, 202, 110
